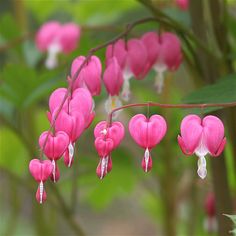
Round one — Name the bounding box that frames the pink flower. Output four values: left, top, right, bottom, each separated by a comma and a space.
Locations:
70, 88, 95, 128
70, 55, 102, 96
38, 131, 69, 182
53, 109, 85, 167
141, 32, 182, 93
94, 121, 125, 179
105, 39, 127, 69
36, 21, 80, 69
105, 38, 148, 101
29, 159, 53, 204
204, 193, 217, 232
103, 57, 124, 116
129, 114, 167, 172
39, 131, 69, 160
176, 0, 189, 11
48, 87, 95, 129
178, 115, 226, 179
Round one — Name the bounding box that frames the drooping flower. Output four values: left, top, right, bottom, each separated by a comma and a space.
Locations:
176, 0, 189, 11
103, 57, 124, 116
105, 38, 148, 101
39, 131, 69, 182
36, 21, 80, 69
47, 87, 95, 129
70, 55, 102, 96
128, 114, 167, 172
94, 121, 125, 179
141, 32, 182, 93
177, 115, 226, 179
53, 109, 85, 167
204, 193, 217, 233
29, 159, 53, 204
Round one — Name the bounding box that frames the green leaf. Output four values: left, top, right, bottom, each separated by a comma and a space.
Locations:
0, 64, 66, 109
224, 214, 236, 225
0, 128, 29, 176
183, 74, 236, 113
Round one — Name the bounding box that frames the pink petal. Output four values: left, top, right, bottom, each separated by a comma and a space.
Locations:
128, 114, 167, 149
57, 23, 80, 54
141, 32, 160, 68
54, 109, 85, 142
176, 0, 189, 10
158, 32, 182, 70
105, 39, 127, 69
36, 185, 47, 204
127, 39, 148, 79
103, 57, 124, 96
39, 131, 69, 160
35, 21, 61, 51
49, 88, 68, 113
94, 137, 114, 157
203, 115, 226, 156
179, 114, 202, 154
29, 159, 53, 182
94, 121, 125, 148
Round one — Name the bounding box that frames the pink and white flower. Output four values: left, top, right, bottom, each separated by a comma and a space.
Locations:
178, 115, 226, 179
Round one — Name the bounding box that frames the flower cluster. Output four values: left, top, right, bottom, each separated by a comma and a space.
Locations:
29, 85, 95, 203
105, 32, 182, 110
94, 114, 226, 180
30, 20, 225, 204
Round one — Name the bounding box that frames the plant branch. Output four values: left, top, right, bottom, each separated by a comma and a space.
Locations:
108, 101, 236, 125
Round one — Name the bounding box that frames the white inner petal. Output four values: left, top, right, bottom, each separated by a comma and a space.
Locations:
121, 76, 131, 102
197, 155, 207, 179
39, 180, 44, 204
100, 157, 107, 179
68, 142, 74, 167
45, 42, 62, 69
144, 148, 150, 172
52, 159, 56, 182
104, 95, 122, 119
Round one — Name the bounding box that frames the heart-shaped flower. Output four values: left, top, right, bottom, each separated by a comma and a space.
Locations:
94, 137, 114, 158
129, 114, 167, 172
29, 159, 53, 204
39, 131, 69, 160
94, 121, 125, 148
29, 159, 53, 183
177, 114, 226, 179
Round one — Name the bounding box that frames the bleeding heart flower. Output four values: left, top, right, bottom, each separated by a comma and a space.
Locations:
29, 159, 53, 204
129, 114, 167, 172
39, 131, 69, 160
141, 32, 182, 93
94, 137, 114, 157
177, 115, 226, 179
204, 193, 217, 233
106, 39, 127, 69
105, 38, 148, 101
71, 55, 102, 96
48, 88, 68, 114
94, 121, 125, 148
35, 21, 80, 69
94, 121, 125, 179
53, 109, 85, 167
176, 0, 189, 11
103, 57, 123, 116
70, 88, 95, 128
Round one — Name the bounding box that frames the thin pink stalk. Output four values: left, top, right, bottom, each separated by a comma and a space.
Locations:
107, 101, 236, 125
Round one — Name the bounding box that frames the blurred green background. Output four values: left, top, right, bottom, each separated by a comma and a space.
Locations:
0, 0, 236, 235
